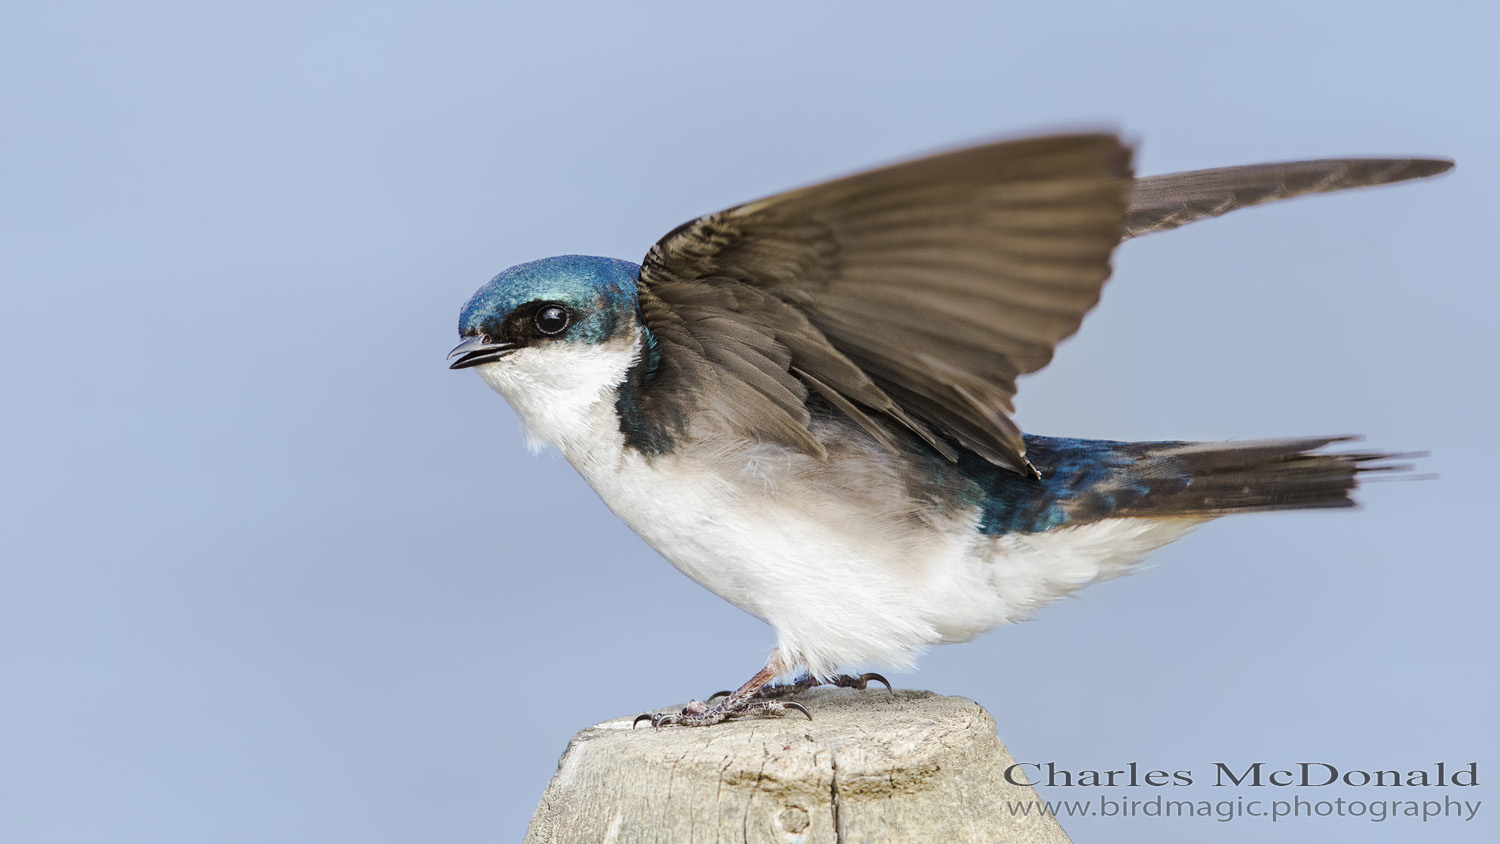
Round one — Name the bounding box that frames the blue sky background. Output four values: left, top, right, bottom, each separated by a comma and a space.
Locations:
2, 2, 1495, 842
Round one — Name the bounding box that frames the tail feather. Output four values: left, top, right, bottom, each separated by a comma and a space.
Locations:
1107, 436, 1414, 518
973, 435, 1416, 534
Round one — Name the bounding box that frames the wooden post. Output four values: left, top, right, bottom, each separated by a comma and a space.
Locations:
524, 689, 1072, 843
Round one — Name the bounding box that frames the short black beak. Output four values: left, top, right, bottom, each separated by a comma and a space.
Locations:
448, 335, 516, 369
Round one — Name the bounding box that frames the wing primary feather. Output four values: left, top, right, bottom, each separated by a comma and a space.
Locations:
1124, 157, 1453, 238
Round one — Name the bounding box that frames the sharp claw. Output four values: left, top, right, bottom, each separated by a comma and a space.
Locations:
784, 701, 813, 721
632, 713, 654, 729
707, 690, 733, 702
860, 672, 892, 692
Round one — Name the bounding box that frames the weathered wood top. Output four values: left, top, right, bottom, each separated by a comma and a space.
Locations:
524, 689, 1071, 844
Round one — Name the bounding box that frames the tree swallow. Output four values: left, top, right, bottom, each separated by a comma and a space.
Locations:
448, 133, 1450, 727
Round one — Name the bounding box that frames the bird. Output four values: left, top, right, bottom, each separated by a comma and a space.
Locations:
448, 132, 1451, 727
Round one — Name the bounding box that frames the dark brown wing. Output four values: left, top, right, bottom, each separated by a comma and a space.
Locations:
636, 133, 1133, 476
1124, 157, 1453, 239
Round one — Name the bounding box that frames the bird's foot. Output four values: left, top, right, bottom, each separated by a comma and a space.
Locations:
633, 665, 889, 728
826, 672, 892, 693
633, 696, 811, 729
706, 672, 892, 702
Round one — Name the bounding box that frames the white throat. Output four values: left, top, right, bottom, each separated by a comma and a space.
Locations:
471, 333, 638, 462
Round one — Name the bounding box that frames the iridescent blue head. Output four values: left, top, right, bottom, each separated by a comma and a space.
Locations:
448, 255, 642, 369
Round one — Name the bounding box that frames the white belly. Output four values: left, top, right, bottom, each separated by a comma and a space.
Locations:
474, 347, 1199, 678
559, 413, 1199, 678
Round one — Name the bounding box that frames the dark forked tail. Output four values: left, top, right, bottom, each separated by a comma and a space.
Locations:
975, 435, 1418, 534
1101, 436, 1415, 518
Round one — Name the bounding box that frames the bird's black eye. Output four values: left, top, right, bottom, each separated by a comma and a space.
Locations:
534, 305, 571, 335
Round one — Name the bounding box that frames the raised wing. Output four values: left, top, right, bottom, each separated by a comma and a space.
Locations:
1124, 157, 1453, 238
633, 136, 1451, 477
636, 134, 1132, 476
